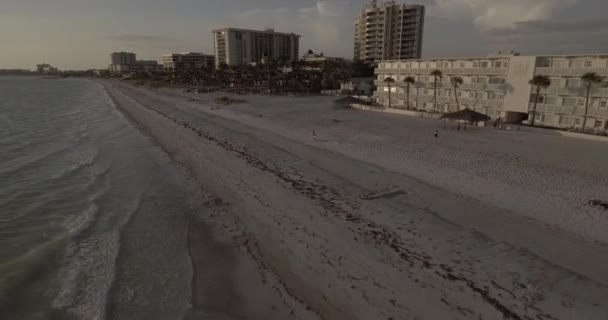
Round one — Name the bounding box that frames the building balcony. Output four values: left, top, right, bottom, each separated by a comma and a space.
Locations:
535, 67, 608, 77
374, 79, 506, 92
375, 91, 504, 108
375, 67, 508, 76
530, 103, 608, 117
540, 86, 608, 97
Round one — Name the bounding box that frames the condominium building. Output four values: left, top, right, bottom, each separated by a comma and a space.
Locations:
109, 52, 137, 73
373, 52, 608, 129
212, 28, 300, 67
354, 0, 425, 62
110, 52, 136, 66
162, 52, 215, 74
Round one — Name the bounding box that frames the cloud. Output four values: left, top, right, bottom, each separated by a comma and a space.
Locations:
108, 34, 177, 43
428, 0, 578, 30
491, 19, 608, 36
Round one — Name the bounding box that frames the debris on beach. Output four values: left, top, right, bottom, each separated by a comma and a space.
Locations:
359, 188, 406, 200
588, 199, 608, 210
215, 96, 246, 105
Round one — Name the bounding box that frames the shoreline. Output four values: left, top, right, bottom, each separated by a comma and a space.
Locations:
100, 80, 608, 319
102, 81, 315, 319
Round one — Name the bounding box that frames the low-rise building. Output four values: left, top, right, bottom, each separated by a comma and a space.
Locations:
374, 52, 608, 129
36, 63, 59, 74
302, 53, 346, 71
108, 52, 162, 74
341, 77, 375, 96
162, 52, 215, 74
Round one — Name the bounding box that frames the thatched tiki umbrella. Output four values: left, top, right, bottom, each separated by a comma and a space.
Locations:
440, 108, 491, 124
334, 96, 367, 108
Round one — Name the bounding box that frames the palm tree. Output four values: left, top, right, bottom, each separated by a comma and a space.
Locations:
529, 75, 551, 126
431, 70, 443, 111
404, 76, 415, 110
384, 77, 395, 108
581, 72, 603, 130
451, 76, 464, 111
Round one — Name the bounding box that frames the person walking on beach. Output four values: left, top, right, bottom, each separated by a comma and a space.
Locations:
312, 129, 317, 141
434, 129, 439, 141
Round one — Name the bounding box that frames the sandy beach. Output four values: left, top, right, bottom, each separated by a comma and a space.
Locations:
101, 80, 608, 320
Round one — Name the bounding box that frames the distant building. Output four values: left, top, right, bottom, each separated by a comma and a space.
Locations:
374, 52, 608, 130
354, 0, 425, 62
341, 77, 375, 96
213, 27, 300, 67
109, 52, 162, 74
36, 63, 59, 74
302, 53, 346, 71
162, 52, 215, 74
109, 52, 136, 73
111, 52, 137, 65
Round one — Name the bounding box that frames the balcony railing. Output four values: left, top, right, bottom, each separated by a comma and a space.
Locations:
535, 67, 608, 77
375, 92, 504, 108
374, 79, 506, 92
375, 67, 508, 76
540, 86, 608, 97
530, 103, 608, 117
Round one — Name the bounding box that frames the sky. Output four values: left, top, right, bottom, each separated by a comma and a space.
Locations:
1, 0, 607, 70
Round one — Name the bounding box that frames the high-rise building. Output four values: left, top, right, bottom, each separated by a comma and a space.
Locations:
373, 52, 608, 130
212, 28, 300, 67
162, 52, 215, 74
109, 52, 137, 73
110, 52, 137, 66
354, 0, 425, 62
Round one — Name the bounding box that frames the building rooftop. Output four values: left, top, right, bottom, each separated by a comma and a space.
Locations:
162, 52, 214, 57
212, 27, 301, 37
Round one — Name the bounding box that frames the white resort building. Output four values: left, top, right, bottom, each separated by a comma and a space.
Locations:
374, 52, 608, 129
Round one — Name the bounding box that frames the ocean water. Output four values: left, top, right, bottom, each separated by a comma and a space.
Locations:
0, 77, 191, 319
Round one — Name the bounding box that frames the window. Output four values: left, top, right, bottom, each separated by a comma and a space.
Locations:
600, 100, 608, 109
563, 97, 577, 106
570, 60, 584, 68
575, 118, 582, 125
585, 60, 593, 68
473, 61, 479, 68
537, 95, 546, 104
578, 99, 585, 106
458, 91, 463, 97
471, 76, 477, 83
546, 96, 558, 105
492, 61, 502, 68
502, 61, 509, 68
566, 79, 581, 88
469, 92, 476, 98
552, 59, 568, 68
490, 77, 505, 84
594, 120, 603, 128
460, 62, 465, 68
481, 61, 489, 68
425, 62, 431, 68
442, 62, 449, 68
